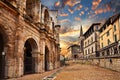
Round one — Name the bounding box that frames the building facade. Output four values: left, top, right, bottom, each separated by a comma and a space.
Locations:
0, 0, 60, 79
67, 44, 80, 59
83, 23, 101, 58
99, 13, 120, 57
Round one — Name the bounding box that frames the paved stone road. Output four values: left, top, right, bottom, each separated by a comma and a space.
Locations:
55, 64, 120, 80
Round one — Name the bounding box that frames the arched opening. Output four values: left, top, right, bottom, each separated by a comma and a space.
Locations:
107, 49, 110, 56
26, 0, 34, 19
44, 9, 49, 23
26, 0, 38, 19
45, 46, 49, 71
24, 38, 38, 74
0, 33, 5, 79
114, 46, 118, 54
74, 55, 78, 59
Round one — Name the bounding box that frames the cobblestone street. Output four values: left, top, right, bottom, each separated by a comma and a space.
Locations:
55, 63, 120, 80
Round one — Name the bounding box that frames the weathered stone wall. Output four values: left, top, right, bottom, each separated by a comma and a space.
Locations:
83, 57, 120, 72
0, 1, 60, 79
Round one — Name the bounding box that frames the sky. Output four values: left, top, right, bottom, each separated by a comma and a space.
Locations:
41, 0, 120, 56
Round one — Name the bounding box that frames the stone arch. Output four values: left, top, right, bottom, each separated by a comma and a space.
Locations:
0, 29, 5, 79
0, 25, 13, 79
24, 38, 38, 74
44, 9, 50, 23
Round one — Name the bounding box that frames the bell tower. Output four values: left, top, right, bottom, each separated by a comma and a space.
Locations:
79, 26, 84, 58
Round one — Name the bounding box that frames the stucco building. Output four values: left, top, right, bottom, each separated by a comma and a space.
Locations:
67, 44, 80, 59
83, 23, 101, 58
99, 13, 120, 57
0, 0, 60, 79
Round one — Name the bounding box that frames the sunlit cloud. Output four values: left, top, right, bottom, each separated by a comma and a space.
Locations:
79, 11, 84, 16
95, 4, 111, 14
54, 1, 61, 7
41, 0, 120, 57
92, 0, 102, 10
58, 19, 70, 23
75, 4, 83, 10
60, 40, 72, 56
64, 0, 80, 7
59, 12, 69, 17
88, 13, 96, 19
74, 17, 81, 21
68, 8, 74, 14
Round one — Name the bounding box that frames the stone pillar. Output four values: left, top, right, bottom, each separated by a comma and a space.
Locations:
5, 58, 18, 78
39, 54, 44, 73
32, 52, 41, 73
40, 38, 45, 72
49, 53, 53, 70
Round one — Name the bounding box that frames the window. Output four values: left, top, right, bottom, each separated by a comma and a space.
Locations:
102, 52, 104, 56
101, 36, 103, 40
85, 50, 87, 55
101, 43, 103, 48
85, 42, 87, 47
91, 47, 93, 53
88, 40, 89, 45
91, 37, 93, 43
88, 49, 90, 54
114, 34, 117, 42
114, 25, 116, 31
106, 31, 109, 36
107, 50, 110, 56
107, 39, 111, 45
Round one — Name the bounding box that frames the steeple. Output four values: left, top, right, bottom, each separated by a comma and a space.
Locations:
80, 25, 83, 37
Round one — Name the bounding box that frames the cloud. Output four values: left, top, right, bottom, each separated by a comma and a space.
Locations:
68, 8, 74, 14
54, 1, 61, 7
58, 19, 70, 23
59, 12, 69, 17
79, 11, 84, 16
94, 4, 111, 14
74, 17, 81, 21
60, 25, 72, 33
75, 4, 83, 10
92, 0, 102, 10
60, 40, 72, 56
60, 29, 80, 56
88, 14, 96, 19
103, 0, 120, 13
64, 0, 80, 7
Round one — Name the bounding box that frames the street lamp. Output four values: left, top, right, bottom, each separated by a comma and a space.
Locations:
2, 52, 5, 56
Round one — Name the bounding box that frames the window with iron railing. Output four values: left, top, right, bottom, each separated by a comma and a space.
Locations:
106, 31, 109, 36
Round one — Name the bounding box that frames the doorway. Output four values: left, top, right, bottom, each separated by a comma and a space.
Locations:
0, 33, 5, 79
45, 46, 49, 71
24, 38, 38, 74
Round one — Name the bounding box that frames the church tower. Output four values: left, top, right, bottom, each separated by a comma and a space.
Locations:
79, 26, 84, 58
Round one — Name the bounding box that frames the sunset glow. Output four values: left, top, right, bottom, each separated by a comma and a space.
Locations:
41, 0, 120, 56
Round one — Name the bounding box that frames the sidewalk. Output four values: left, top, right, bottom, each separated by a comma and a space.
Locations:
7, 67, 63, 80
